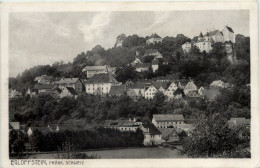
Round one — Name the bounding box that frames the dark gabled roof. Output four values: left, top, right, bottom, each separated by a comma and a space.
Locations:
55, 78, 79, 84
109, 85, 126, 96
186, 91, 199, 98
225, 26, 234, 33
127, 89, 137, 97
173, 88, 184, 96
179, 79, 189, 87
204, 30, 222, 36
34, 75, 52, 81
66, 87, 78, 95
129, 82, 146, 89
144, 49, 159, 55
142, 123, 161, 135
158, 128, 176, 140
149, 33, 161, 39
85, 73, 118, 84
53, 87, 62, 93
153, 114, 185, 121
33, 84, 55, 90
152, 82, 170, 90
104, 119, 139, 127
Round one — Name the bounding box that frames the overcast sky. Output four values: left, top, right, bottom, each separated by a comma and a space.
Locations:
9, 10, 249, 77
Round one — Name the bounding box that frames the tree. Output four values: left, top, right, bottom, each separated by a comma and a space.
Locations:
189, 45, 200, 55
182, 113, 249, 158
210, 42, 227, 65
153, 91, 167, 105
115, 66, 137, 83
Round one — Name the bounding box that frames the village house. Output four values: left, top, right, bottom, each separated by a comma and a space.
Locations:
82, 65, 116, 78
126, 89, 142, 101
182, 42, 192, 53
146, 33, 163, 45
127, 82, 146, 100
143, 49, 163, 59
184, 80, 197, 92
144, 84, 157, 99
85, 73, 121, 95
50, 87, 62, 99
158, 128, 180, 143
125, 79, 134, 87
131, 57, 142, 66
152, 114, 185, 129
134, 63, 151, 72
198, 87, 205, 96
109, 85, 127, 97
55, 77, 83, 94
151, 59, 159, 72
185, 91, 200, 100
60, 87, 78, 99
152, 82, 170, 94
164, 82, 178, 100
34, 75, 53, 84
32, 84, 56, 95
210, 80, 225, 88
140, 123, 162, 146
103, 118, 142, 132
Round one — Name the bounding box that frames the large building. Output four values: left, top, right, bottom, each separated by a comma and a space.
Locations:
152, 114, 185, 129
183, 26, 235, 54
84, 73, 121, 95
146, 33, 163, 45
194, 33, 213, 53
103, 118, 142, 132
82, 65, 116, 78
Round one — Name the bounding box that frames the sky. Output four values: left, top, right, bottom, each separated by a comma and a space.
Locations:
9, 10, 249, 77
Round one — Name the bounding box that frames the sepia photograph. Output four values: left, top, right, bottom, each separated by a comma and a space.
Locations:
1, 1, 259, 168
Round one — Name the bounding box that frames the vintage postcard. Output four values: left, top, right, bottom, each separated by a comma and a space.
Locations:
1, 1, 259, 168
